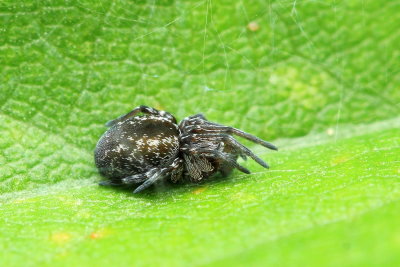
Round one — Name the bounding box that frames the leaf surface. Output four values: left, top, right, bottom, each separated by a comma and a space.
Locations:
0, 0, 399, 266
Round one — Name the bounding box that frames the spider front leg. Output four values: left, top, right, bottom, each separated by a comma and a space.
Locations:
106, 105, 176, 127
182, 133, 269, 168
185, 123, 278, 151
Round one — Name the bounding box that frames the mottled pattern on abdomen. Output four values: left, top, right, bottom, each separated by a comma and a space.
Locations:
94, 115, 179, 180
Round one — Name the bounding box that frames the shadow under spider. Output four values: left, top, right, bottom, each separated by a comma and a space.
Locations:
97, 172, 245, 199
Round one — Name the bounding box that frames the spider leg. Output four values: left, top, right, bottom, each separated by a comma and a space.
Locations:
179, 113, 207, 130
106, 105, 176, 127
182, 146, 250, 174
185, 123, 278, 151
182, 133, 269, 168
99, 180, 123, 186
188, 113, 207, 120
121, 173, 148, 185
133, 168, 169, 193
99, 172, 151, 187
133, 158, 184, 193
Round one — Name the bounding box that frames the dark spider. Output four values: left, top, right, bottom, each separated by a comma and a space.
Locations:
94, 105, 277, 193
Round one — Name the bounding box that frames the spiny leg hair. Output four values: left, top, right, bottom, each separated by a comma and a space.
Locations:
181, 133, 269, 168
184, 122, 278, 151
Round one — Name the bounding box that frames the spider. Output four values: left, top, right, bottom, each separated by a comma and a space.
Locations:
94, 105, 277, 193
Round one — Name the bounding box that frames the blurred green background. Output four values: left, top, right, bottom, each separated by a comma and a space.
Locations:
0, 0, 399, 266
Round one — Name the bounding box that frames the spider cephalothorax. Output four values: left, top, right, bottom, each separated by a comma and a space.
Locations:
94, 105, 277, 193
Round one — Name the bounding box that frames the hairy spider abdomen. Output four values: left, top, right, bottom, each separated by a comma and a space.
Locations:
94, 115, 179, 180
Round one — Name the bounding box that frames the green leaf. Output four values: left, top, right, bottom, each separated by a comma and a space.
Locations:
1, 120, 399, 266
1, 0, 399, 266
